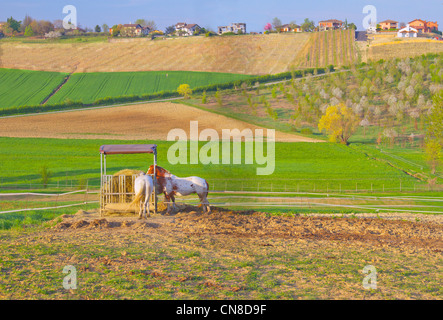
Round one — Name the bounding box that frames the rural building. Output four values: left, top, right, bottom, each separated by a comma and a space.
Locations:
318, 19, 344, 31
397, 25, 418, 38
0, 22, 5, 31
175, 22, 201, 36
218, 23, 247, 35
121, 24, 150, 36
408, 19, 439, 34
379, 20, 398, 30
279, 24, 301, 32
109, 24, 150, 36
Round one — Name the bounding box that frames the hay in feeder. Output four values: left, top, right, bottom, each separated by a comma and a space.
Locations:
102, 169, 143, 208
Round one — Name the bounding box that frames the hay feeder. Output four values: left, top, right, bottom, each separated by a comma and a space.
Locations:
99, 144, 157, 216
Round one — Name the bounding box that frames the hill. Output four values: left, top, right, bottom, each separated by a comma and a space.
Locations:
0, 34, 311, 75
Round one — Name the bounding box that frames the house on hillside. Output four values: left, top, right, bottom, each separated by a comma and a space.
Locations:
379, 20, 398, 30
218, 23, 246, 35
110, 24, 150, 36
122, 24, 150, 36
175, 22, 201, 36
318, 19, 344, 31
397, 24, 418, 38
426, 21, 439, 33
409, 19, 439, 34
280, 24, 301, 32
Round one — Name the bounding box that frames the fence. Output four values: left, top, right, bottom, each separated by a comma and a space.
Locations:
0, 189, 99, 215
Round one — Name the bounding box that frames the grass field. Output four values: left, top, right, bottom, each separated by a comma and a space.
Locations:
0, 68, 68, 109
46, 71, 254, 105
0, 136, 429, 192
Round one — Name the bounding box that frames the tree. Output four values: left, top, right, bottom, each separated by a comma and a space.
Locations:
135, 19, 148, 27
272, 17, 282, 31
102, 24, 109, 33
95, 25, 101, 33
301, 18, 315, 32
24, 25, 34, 37
7, 17, 21, 32
145, 20, 157, 31
177, 84, 192, 99
165, 25, 176, 35
425, 139, 441, 174
53, 19, 64, 30
21, 14, 34, 32
264, 23, 272, 32
427, 90, 443, 142
111, 24, 122, 36
348, 23, 357, 30
318, 103, 359, 144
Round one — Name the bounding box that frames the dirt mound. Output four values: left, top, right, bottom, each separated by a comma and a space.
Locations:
171, 211, 443, 251
54, 217, 161, 231
51, 207, 443, 252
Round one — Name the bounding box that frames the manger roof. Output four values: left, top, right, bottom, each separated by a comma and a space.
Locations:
100, 144, 157, 155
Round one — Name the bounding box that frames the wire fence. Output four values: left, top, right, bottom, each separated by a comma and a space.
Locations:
1, 183, 442, 216
1, 177, 442, 194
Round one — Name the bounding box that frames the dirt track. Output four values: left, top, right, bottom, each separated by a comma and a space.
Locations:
0, 102, 321, 142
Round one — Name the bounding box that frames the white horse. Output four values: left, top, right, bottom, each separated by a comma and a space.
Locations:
147, 165, 211, 214
129, 172, 154, 219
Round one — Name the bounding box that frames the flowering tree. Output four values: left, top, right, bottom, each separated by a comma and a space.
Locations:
318, 103, 359, 144
264, 23, 272, 32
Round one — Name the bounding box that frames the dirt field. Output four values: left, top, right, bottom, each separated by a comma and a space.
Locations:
0, 34, 311, 75
0, 206, 441, 299
0, 102, 322, 142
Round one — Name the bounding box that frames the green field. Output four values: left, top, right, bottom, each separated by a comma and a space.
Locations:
47, 71, 255, 105
0, 68, 68, 109
0, 137, 430, 192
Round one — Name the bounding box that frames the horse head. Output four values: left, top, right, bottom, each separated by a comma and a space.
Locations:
147, 165, 170, 177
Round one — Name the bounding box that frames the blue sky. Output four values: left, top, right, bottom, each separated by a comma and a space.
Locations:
0, 0, 441, 32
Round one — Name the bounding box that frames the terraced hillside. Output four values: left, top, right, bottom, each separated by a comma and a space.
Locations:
0, 33, 311, 75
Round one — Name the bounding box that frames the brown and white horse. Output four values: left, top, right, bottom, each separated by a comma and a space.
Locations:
147, 165, 211, 214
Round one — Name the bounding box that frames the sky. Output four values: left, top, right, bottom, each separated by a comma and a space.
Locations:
0, 0, 441, 32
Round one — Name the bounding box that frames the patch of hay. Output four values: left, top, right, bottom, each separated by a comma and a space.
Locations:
101, 169, 144, 212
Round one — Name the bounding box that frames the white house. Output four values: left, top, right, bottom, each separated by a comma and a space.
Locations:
218, 23, 246, 35
175, 22, 201, 36
397, 24, 418, 38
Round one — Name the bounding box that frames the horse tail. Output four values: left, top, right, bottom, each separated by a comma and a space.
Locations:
127, 190, 144, 211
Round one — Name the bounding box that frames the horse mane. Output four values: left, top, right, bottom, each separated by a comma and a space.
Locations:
148, 165, 171, 176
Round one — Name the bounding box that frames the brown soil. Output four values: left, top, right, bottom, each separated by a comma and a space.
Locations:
0, 102, 322, 142
52, 206, 443, 253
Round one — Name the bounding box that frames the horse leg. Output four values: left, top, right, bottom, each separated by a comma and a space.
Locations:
199, 194, 211, 214
145, 189, 151, 218
164, 193, 171, 215
170, 194, 176, 213
138, 199, 143, 220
